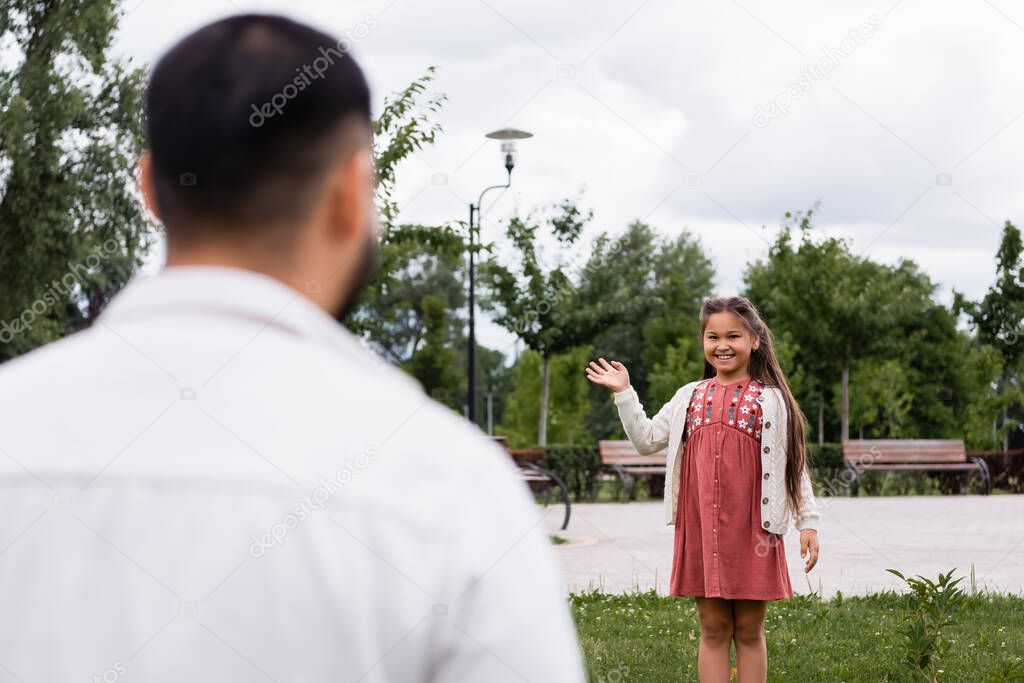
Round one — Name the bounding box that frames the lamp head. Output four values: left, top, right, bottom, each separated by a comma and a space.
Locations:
501, 142, 515, 172
486, 128, 532, 175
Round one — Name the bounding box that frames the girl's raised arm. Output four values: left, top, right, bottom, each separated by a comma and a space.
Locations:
586, 358, 676, 455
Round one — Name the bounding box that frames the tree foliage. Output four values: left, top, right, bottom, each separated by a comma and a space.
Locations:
577, 221, 713, 437
954, 220, 1024, 449
745, 208, 972, 442
0, 0, 152, 361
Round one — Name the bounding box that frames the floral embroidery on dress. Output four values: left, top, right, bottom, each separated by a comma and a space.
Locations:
687, 379, 712, 434
686, 377, 766, 441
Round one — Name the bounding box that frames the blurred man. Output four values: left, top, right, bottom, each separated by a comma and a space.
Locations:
0, 14, 585, 682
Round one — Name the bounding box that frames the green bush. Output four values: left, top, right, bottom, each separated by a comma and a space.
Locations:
540, 444, 602, 501
807, 442, 843, 468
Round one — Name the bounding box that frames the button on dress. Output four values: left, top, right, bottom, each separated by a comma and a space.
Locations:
669, 376, 793, 600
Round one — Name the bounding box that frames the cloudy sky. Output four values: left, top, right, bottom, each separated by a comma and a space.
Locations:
115, 0, 1023, 359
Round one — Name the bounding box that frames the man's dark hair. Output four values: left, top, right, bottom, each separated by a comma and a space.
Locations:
146, 14, 372, 242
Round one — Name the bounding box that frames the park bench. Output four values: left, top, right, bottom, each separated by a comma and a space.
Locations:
842, 439, 991, 496
491, 437, 571, 530
598, 440, 667, 501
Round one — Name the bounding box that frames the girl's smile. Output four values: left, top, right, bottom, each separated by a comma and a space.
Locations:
704, 311, 760, 382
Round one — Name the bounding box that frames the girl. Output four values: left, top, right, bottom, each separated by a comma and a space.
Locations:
585, 296, 821, 683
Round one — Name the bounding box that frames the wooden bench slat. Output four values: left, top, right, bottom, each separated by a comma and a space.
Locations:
598, 440, 667, 468
843, 439, 967, 464
844, 444, 964, 452
848, 453, 965, 464
601, 448, 665, 458
853, 463, 981, 471
604, 455, 666, 465
619, 466, 667, 475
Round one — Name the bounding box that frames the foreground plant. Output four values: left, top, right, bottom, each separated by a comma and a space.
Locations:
886, 567, 966, 682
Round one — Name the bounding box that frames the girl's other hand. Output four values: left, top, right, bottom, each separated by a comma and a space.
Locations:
585, 358, 630, 393
800, 529, 819, 573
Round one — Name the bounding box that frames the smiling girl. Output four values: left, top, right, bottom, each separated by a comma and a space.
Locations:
585, 296, 821, 683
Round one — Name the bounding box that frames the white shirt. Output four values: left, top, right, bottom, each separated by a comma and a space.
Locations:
0, 266, 586, 683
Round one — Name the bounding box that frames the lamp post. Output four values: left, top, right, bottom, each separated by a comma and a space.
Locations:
467, 127, 532, 425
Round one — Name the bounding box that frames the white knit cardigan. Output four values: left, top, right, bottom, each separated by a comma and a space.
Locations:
613, 380, 821, 535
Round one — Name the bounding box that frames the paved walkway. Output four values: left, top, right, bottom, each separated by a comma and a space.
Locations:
540, 495, 1024, 598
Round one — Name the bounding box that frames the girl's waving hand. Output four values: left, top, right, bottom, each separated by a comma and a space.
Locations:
585, 358, 630, 393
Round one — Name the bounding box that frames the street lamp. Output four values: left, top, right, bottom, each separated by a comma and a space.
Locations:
467, 127, 532, 425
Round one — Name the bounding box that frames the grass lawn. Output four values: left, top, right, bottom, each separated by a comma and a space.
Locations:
570, 588, 1024, 682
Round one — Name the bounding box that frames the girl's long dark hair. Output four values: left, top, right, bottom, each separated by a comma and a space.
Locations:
699, 296, 809, 515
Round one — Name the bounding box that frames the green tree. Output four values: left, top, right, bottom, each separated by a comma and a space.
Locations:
746, 207, 966, 443
640, 229, 715, 406
958, 341, 1004, 450
403, 293, 461, 408
362, 243, 464, 365
475, 345, 513, 433
842, 358, 913, 438
744, 208, 862, 442
479, 198, 593, 445
348, 66, 463, 344
954, 220, 1024, 451
647, 334, 704, 409
496, 346, 593, 448
0, 0, 153, 361
575, 222, 713, 437
861, 259, 966, 440
347, 66, 517, 423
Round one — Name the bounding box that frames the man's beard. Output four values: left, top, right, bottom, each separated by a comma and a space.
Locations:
333, 218, 381, 326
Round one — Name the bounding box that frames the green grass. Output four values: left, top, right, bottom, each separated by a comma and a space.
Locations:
570, 588, 1024, 682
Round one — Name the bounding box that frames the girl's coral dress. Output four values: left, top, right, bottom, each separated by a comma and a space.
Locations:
669, 376, 793, 600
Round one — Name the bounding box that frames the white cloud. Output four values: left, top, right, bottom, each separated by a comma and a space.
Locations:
117, 0, 1023, 354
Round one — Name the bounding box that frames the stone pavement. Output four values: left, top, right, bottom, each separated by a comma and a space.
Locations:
539, 494, 1024, 598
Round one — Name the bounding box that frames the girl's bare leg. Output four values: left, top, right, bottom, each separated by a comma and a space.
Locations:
695, 597, 734, 683
732, 599, 768, 683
